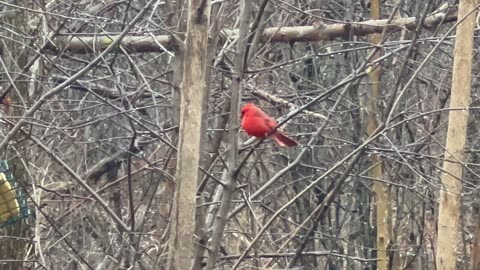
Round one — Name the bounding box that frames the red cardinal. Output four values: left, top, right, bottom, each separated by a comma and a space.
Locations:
241, 103, 298, 147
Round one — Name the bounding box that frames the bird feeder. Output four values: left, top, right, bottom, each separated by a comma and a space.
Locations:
0, 160, 30, 227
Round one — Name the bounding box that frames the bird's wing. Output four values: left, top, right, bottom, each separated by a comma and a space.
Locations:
252, 111, 277, 128
264, 117, 278, 130
252, 109, 269, 119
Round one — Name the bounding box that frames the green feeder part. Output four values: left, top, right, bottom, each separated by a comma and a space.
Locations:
0, 160, 30, 227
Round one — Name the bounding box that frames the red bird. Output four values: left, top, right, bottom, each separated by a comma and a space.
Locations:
241, 103, 298, 147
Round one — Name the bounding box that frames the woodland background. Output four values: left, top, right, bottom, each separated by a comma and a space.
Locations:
0, 0, 478, 269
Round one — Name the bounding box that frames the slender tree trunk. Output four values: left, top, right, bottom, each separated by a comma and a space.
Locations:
204, 0, 251, 268
368, 1, 392, 269
436, 0, 478, 269
192, 2, 224, 269
471, 222, 480, 270
167, 0, 211, 269
158, 0, 185, 244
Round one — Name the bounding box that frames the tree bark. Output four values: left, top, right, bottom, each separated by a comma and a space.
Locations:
471, 223, 480, 270
368, 1, 392, 269
191, 2, 224, 269
436, 0, 478, 269
166, 0, 211, 269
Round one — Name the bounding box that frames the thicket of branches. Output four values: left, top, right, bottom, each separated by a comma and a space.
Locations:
0, 0, 478, 269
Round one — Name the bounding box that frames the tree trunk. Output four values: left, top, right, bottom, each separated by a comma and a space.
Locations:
368, 1, 392, 269
471, 223, 480, 270
204, 0, 252, 268
436, 0, 477, 269
167, 0, 211, 269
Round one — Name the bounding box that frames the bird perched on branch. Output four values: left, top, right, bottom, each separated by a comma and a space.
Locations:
241, 103, 298, 147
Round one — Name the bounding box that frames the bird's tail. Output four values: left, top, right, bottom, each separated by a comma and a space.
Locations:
272, 131, 298, 147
